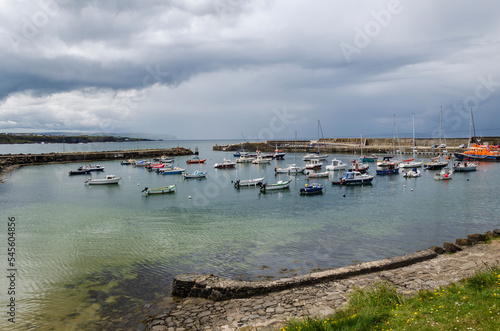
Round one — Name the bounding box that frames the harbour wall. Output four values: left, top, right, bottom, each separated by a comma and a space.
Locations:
214, 137, 500, 154
172, 231, 498, 301
0, 148, 193, 171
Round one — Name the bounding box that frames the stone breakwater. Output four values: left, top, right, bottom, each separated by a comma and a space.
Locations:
145, 230, 500, 331
0, 148, 193, 181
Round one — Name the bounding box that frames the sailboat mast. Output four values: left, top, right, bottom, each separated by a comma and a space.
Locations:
393, 114, 396, 154
412, 113, 415, 159
439, 106, 442, 146
468, 108, 472, 149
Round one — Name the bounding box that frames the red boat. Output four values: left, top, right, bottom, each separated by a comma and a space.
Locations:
186, 157, 206, 164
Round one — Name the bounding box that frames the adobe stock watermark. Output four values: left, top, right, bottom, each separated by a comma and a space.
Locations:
432, 73, 500, 139
246, 107, 297, 141
4, 0, 71, 52
340, 0, 404, 63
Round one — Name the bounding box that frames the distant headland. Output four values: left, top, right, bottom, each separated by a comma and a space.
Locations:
0, 133, 154, 144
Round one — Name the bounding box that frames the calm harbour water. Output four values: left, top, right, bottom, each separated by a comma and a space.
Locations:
0, 140, 499, 330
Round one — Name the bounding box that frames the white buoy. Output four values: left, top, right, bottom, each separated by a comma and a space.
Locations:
403, 185, 406, 188
137, 183, 140, 186
188, 196, 192, 199
411, 188, 413, 191
129, 176, 131, 179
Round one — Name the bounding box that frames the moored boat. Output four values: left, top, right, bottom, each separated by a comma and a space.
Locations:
78, 164, 105, 172
234, 177, 265, 188
259, 179, 291, 193
182, 170, 207, 179
252, 153, 271, 164
331, 171, 374, 185
275, 164, 305, 174
69, 169, 91, 175
85, 174, 121, 185
434, 167, 453, 180
236, 155, 255, 163
403, 168, 421, 178
158, 166, 185, 175
360, 154, 378, 162
214, 158, 236, 169
299, 182, 324, 195
424, 156, 448, 170
455, 144, 500, 161
348, 160, 369, 173
325, 159, 347, 171
186, 157, 206, 164
399, 158, 423, 168
141, 184, 176, 196
452, 160, 478, 172
305, 171, 329, 178
305, 158, 322, 170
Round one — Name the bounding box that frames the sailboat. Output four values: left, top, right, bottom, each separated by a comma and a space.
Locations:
302, 120, 329, 160
275, 132, 305, 174
359, 133, 377, 162
400, 113, 423, 168
425, 107, 449, 169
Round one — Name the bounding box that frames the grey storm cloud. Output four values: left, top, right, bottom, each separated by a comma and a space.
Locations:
0, 0, 499, 139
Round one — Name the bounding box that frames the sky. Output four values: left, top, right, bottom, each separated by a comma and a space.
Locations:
0, 0, 499, 140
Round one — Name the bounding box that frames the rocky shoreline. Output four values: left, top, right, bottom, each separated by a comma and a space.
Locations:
145, 230, 500, 331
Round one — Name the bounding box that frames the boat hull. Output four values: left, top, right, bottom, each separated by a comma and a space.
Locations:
86, 178, 121, 185
144, 185, 176, 195
454, 153, 500, 161
331, 178, 373, 185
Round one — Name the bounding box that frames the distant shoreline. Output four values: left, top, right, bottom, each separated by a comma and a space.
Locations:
0, 133, 155, 145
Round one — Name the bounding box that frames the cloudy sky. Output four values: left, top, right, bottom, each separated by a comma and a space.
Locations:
1, 0, 499, 140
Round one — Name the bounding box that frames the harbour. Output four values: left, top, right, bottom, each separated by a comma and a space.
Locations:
0, 139, 499, 330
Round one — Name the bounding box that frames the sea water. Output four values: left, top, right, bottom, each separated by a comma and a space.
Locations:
0, 140, 499, 330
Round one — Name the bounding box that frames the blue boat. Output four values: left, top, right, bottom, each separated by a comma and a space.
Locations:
158, 166, 185, 175
299, 183, 324, 195
376, 156, 400, 175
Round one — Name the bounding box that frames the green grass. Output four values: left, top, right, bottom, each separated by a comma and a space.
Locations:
280, 265, 500, 331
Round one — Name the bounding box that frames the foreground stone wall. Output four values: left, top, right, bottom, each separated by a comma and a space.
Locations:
173, 230, 500, 301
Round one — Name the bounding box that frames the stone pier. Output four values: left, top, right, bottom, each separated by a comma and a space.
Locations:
145, 230, 500, 330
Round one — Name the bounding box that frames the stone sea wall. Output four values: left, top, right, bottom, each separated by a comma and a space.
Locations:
172, 230, 500, 301
214, 137, 500, 154
0, 148, 193, 175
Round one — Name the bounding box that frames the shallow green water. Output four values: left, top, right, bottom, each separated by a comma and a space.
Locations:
0, 141, 499, 330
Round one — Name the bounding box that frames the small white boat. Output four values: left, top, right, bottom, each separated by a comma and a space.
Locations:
302, 153, 328, 161
252, 154, 271, 164
141, 184, 176, 195
434, 167, 453, 180
452, 161, 478, 172
275, 164, 305, 174
399, 158, 423, 168
331, 171, 374, 185
259, 179, 292, 193
306, 171, 329, 178
214, 158, 236, 169
305, 158, 322, 170
403, 168, 421, 178
236, 155, 255, 163
78, 164, 105, 172
85, 175, 121, 185
183, 170, 207, 179
234, 177, 265, 188
325, 159, 347, 171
